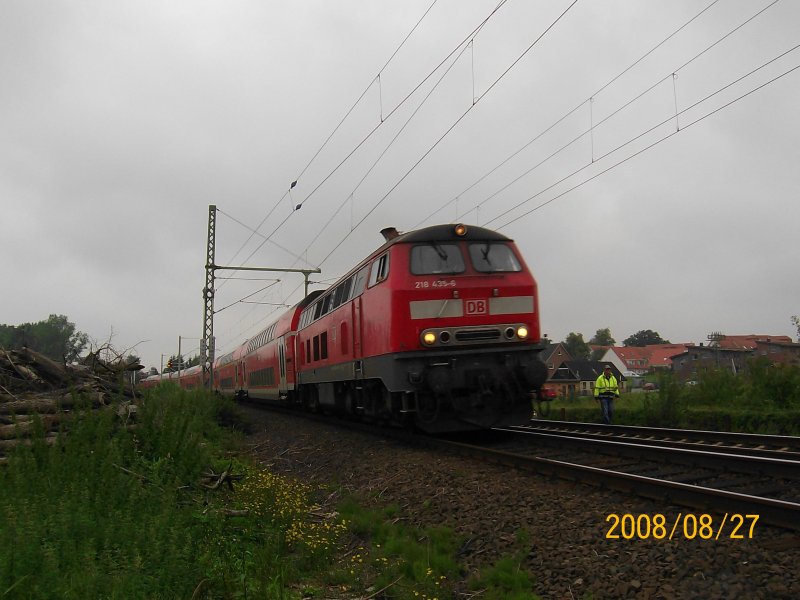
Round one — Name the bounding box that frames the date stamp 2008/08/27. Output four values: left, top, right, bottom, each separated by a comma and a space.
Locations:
605, 513, 759, 540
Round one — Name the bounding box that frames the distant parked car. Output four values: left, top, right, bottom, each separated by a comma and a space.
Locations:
539, 386, 558, 400
643, 382, 657, 391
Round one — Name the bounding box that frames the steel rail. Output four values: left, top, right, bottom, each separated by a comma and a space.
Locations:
422, 437, 800, 532
523, 420, 800, 450
506, 424, 800, 461
492, 428, 800, 480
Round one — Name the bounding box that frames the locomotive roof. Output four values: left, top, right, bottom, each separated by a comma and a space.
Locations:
300, 225, 514, 306
389, 224, 512, 245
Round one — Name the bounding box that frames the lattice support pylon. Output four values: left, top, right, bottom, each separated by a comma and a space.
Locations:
201, 204, 216, 389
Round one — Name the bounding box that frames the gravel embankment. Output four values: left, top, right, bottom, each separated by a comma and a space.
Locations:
239, 405, 800, 599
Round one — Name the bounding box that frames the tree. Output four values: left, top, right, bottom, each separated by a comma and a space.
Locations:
588, 328, 615, 360
164, 354, 183, 373
563, 332, 590, 359
793, 315, 800, 340
0, 314, 88, 362
163, 354, 200, 373
623, 329, 670, 347
589, 327, 615, 347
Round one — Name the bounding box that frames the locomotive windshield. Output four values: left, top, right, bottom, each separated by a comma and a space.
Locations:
410, 243, 465, 275
468, 243, 522, 272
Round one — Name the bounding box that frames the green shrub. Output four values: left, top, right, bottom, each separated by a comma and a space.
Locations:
641, 373, 686, 427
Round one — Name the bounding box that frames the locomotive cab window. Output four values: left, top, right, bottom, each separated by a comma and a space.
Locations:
368, 253, 390, 287
351, 265, 369, 296
410, 244, 465, 275
468, 243, 521, 273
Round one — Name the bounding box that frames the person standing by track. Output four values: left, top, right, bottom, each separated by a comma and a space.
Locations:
594, 365, 619, 424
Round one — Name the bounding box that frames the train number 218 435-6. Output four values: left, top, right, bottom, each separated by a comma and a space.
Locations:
414, 280, 456, 288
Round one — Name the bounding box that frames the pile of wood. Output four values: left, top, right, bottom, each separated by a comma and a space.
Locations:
0, 347, 142, 463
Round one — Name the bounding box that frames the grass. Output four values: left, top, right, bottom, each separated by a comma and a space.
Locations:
540, 362, 800, 435
1, 384, 542, 599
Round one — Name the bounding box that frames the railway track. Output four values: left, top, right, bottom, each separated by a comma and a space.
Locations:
432, 422, 800, 532
516, 419, 800, 453
243, 403, 800, 532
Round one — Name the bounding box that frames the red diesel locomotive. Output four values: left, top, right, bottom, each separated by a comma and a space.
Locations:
143, 224, 548, 433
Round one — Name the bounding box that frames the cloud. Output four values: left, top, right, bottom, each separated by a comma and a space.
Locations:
1, 0, 798, 369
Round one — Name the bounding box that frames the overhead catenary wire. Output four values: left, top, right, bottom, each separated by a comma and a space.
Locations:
221, 190, 288, 270
228, 0, 517, 281
315, 0, 580, 268
214, 280, 281, 315
263, 37, 800, 337
486, 46, 800, 230
454, 0, 783, 223
290, 0, 512, 214
211, 0, 445, 299
218, 40, 797, 356
211, 2, 790, 359
294, 31, 475, 262
217, 208, 319, 269
292, 0, 440, 186
413, 0, 724, 228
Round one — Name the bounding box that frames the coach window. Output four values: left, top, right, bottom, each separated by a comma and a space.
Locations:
468, 243, 521, 273
368, 253, 390, 287
320, 331, 328, 359
410, 244, 465, 275
313, 299, 324, 320
320, 294, 333, 316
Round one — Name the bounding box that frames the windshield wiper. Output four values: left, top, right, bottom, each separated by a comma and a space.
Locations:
480, 243, 492, 265
431, 243, 448, 261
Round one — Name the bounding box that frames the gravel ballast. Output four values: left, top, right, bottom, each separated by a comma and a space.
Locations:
239, 406, 800, 599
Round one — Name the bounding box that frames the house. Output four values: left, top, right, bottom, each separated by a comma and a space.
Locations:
709, 334, 793, 350
600, 344, 692, 376
549, 361, 624, 398
540, 342, 572, 380
671, 345, 752, 380
752, 339, 800, 366
671, 335, 800, 379
646, 344, 692, 370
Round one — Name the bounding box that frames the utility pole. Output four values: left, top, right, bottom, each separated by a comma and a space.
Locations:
201, 205, 217, 389
200, 204, 321, 389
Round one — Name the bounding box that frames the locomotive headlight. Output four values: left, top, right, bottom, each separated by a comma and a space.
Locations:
454, 223, 467, 236
516, 326, 529, 340
422, 331, 437, 346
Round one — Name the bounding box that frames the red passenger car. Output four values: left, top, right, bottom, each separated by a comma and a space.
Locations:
218, 290, 323, 402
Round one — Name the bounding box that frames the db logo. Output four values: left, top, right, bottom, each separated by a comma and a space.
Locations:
465, 299, 488, 315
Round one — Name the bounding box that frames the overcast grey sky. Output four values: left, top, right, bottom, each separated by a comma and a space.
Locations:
2, 0, 798, 370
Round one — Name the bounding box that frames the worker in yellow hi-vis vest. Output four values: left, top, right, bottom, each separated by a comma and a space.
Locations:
594, 365, 619, 424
